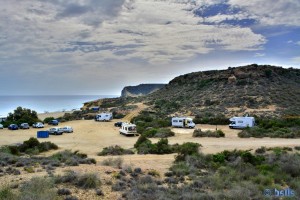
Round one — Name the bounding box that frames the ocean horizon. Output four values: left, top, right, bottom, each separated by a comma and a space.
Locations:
0, 95, 118, 117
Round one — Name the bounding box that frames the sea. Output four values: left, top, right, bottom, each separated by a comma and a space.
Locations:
0, 95, 118, 117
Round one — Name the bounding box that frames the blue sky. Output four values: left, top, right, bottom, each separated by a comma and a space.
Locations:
0, 0, 299, 95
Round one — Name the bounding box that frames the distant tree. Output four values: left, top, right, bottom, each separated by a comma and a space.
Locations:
43, 117, 55, 124
6, 106, 39, 126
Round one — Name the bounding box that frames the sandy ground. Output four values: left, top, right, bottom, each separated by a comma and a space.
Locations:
1, 119, 300, 173
38, 111, 74, 121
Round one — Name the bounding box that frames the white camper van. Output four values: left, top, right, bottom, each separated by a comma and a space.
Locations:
119, 123, 138, 136
229, 117, 255, 129
172, 117, 195, 128
95, 113, 113, 121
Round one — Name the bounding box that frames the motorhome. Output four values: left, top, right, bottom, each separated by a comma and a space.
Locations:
229, 117, 255, 129
95, 112, 113, 121
171, 117, 195, 128
119, 123, 138, 136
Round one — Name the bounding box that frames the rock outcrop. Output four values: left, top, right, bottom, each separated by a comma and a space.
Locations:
121, 84, 166, 97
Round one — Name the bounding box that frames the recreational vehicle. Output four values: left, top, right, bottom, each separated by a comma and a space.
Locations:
229, 117, 255, 129
95, 113, 113, 121
119, 123, 138, 136
171, 117, 195, 128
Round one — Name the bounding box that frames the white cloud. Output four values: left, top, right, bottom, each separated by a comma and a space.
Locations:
228, 0, 300, 26
254, 53, 265, 57
0, 0, 267, 67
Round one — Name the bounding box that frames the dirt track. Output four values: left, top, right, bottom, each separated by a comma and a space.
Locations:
1, 119, 300, 172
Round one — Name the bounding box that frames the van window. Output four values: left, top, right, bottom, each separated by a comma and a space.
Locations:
173, 120, 178, 123
179, 120, 182, 122
238, 121, 243, 123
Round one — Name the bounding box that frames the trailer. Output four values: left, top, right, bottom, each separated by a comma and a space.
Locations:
119, 123, 138, 136
171, 117, 195, 128
229, 117, 255, 129
95, 113, 113, 121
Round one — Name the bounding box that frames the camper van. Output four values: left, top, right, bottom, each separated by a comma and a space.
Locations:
229, 117, 255, 129
171, 117, 195, 128
95, 113, 113, 121
119, 123, 138, 136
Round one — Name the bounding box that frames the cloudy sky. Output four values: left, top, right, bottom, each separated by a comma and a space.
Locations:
0, 0, 299, 95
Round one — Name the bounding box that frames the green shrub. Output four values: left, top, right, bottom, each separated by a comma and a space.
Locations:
255, 147, 266, 154
38, 142, 58, 152
19, 177, 57, 200
193, 129, 225, 137
98, 145, 134, 156
76, 173, 101, 189
0, 186, 17, 200
153, 128, 175, 138
51, 150, 95, 165
143, 128, 158, 137
24, 166, 35, 173
147, 169, 160, 177
101, 157, 124, 168
136, 140, 153, 154
175, 142, 201, 161
295, 146, 300, 151
150, 138, 173, 154
43, 117, 55, 124
169, 162, 190, 176
134, 135, 151, 148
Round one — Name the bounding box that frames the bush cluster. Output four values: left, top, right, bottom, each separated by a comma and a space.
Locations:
143, 128, 175, 138
97, 145, 134, 156
2, 137, 58, 155
101, 157, 124, 168
51, 150, 96, 166
193, 129, 225, 138
131, 111, 171, 135
135, 138, 174, 155
122, 148, 300, 199
55, 170, 101, 189
238, 117, 300, 138
134, 136, 201, 160
2, 107, 40, 128
193, 113, 229, 125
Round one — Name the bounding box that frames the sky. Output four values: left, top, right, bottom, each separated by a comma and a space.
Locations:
0, 0, 299, 95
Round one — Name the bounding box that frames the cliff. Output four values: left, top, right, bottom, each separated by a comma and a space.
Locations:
121, 84, 166, 97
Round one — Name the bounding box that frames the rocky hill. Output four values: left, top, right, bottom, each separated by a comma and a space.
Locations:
145, 64, 300, 118
121, 84, 166, 97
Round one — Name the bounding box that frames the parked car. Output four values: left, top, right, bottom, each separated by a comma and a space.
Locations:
48, 120, 59, 125
8, 124, 19, 130
114, 122, 123, 127
48, 127, 63, 135
20, 123, 30, 129
0, 124, 3, 129
62, 126, 73, 133
33, 122, 44, 128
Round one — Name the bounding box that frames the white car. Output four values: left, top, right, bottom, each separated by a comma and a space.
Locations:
0, 124, 3, 129
48, 127, 64, 135
33, 122, 44, 128
62, 126, 73, 133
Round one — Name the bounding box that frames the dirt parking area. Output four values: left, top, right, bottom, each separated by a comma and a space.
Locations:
1, 120, 300, 172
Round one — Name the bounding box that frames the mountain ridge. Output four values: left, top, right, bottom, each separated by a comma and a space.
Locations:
145, 64, 300, 118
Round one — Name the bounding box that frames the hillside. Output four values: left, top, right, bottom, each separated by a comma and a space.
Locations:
121, 84, 166, 97
145, 64, 300, 118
